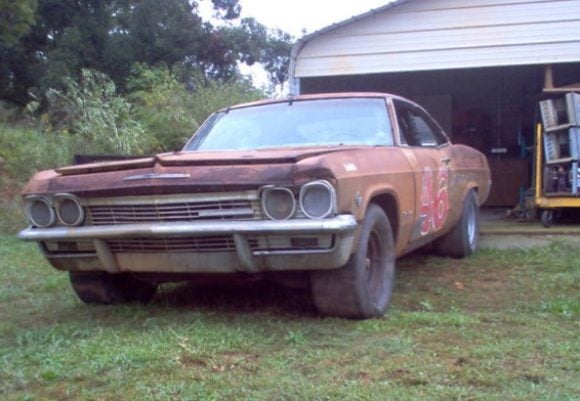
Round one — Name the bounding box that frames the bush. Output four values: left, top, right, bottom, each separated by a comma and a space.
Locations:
127, 65, 265, 153
42, 69, 144, 155
188, 75, 264, 126
0, 68, 267, 233
0, 125, 73, 183
127, 65, 199, 152
0, 124, 74, 233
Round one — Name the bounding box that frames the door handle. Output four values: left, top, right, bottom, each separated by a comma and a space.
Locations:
441, 157, 451, 165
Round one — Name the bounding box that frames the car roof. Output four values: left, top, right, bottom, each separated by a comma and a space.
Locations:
219, 92, 397, 112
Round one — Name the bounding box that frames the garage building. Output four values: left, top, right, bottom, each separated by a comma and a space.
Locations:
289, 0, 580, 206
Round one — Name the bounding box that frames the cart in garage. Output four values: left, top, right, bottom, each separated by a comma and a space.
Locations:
534, 92, 580, 227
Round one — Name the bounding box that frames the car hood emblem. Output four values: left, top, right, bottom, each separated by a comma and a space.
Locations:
123, 173, 191, 181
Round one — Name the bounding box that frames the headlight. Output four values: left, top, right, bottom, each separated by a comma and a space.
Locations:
25, 196, 56, 228
54, 194, 84, 226
261, 187, 296, 220
299, 180, 336, 219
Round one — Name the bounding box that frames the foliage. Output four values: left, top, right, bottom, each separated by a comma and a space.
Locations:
234, 18, 294, 87
127, 64, 264, 153
0, 237, 578, 400
42, 69, 143, 155
0, 68, 266, 232
0, 0, 37, 45
0, 124, 73, 232
0, 124, 72, 182
0, 0, 293, 106
127, 65, 199, 152
188, 75, 264, 127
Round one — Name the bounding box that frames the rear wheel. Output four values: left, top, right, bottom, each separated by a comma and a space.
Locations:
310, 204, 396, 319
540, 209, 554, 228
435, 189, 479, 258
69, 271, 157, 304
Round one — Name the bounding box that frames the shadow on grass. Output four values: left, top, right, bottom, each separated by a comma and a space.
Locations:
152, 280, 319, 319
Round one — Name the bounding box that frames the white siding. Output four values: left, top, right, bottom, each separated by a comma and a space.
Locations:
294, 0, 580, 78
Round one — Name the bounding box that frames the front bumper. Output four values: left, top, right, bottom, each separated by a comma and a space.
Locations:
19, 215, 357, 274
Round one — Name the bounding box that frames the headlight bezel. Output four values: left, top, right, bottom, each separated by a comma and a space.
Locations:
260, 180, 337, 221
24, 193, 85, 228
261, 186, 297, 220
299, 180, 337, 220
54, 193, 85, 227
24, 195, 56, 228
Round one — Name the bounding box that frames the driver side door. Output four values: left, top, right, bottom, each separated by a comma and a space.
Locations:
393, 99, 455, 246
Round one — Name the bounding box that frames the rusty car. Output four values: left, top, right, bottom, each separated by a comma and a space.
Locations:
18, 93, 491, 318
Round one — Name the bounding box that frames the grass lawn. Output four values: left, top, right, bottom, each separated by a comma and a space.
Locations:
0, 234, 578, 401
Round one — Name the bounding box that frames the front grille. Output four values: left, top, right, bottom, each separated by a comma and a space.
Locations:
106, 235, 329, 254
108, 236, 260, 253
85, 193, 261, 225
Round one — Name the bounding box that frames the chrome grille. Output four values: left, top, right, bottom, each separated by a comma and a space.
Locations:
107, 235, 329, 254
108, 236, 259, 253
85, 192, 261, 225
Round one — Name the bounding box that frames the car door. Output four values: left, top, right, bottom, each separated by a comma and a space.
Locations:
393, 99, 455, 246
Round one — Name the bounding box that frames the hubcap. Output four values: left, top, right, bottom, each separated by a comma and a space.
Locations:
366, 229, 383, 297
466, 203, 476, 248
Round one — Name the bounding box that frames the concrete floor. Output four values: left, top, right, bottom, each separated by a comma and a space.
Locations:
479, 208, 580, 249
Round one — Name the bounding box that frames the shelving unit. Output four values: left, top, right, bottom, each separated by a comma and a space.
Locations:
535, 92, 580, 227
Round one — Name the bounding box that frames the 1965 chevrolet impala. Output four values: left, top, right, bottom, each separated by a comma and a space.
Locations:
19, 93, 490, 318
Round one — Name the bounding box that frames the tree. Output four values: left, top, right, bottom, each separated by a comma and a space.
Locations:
0, 0, 37, 45
0, 0, 294, 106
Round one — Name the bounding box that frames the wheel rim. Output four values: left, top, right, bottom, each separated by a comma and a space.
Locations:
365, 228, 384, 303
466, 202, 477, 248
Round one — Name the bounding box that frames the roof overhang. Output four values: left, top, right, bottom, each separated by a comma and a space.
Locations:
288, 0, 413, 92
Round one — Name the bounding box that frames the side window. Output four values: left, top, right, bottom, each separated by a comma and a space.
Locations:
394, 100, 447, 147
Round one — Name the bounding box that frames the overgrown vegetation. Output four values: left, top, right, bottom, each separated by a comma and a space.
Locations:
0, 64, 265, 234
1, 237, 578, 400
41, 69, 143, 155
1, 0, 286, 234
0, 123, 73, 232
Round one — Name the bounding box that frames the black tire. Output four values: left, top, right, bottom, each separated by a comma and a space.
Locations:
540, 210, 554, 228
435, 189, 479, 258
69, 271, 157, 304
310, 204, 396, 319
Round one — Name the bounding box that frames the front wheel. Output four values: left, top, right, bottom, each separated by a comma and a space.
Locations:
435, 189, 480, 258
69, 271, 157, 304
310, 204, 396, 319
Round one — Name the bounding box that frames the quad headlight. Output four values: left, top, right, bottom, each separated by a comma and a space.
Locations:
54, 194, 85, 226
299, 180, 336, 219
24, 194, 84, 228
261, 180, 336, 220
25, 196, 56, 228
261, 187, 296, 220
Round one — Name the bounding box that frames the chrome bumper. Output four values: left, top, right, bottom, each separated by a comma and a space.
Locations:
19, 215, 358, 274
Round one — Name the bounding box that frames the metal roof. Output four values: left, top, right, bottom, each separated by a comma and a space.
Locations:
288, 0, 413, 85
289, 0, 580, 92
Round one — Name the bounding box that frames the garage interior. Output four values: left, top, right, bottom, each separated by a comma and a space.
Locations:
298, 63, 580, 208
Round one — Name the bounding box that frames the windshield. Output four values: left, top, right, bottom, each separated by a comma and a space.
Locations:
184, 98, 393, 151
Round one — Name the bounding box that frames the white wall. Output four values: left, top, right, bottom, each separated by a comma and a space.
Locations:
294, 0, 580, 78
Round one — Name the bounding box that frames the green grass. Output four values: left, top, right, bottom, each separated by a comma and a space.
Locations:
1, 235, 578, 401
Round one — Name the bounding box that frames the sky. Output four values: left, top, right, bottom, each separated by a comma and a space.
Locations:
200, 0, 392, 89
233, 0, 392, 37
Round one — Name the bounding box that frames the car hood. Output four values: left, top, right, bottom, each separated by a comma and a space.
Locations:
55, 148, 360, 176
24, 147, 368, 197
